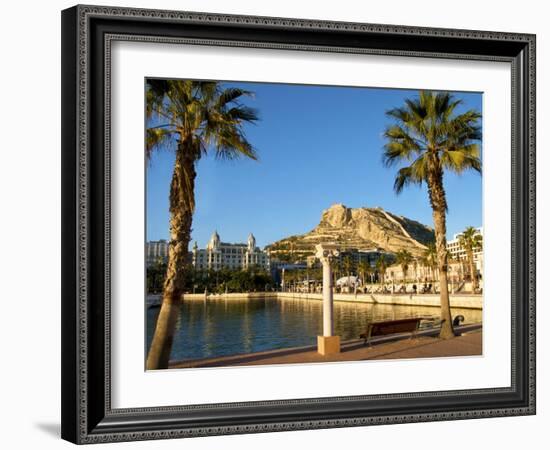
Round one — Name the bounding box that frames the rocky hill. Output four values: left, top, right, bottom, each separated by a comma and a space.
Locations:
266, 204, 434, 261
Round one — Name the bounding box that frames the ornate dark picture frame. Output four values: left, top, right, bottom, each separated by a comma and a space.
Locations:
61, 4, 536, 444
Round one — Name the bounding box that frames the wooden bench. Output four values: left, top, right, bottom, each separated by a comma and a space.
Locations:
360, 317, 424, 346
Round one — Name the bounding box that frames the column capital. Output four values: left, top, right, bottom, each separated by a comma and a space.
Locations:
315, 243, 340, 265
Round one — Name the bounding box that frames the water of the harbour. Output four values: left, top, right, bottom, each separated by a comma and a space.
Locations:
146, 296, 482, 363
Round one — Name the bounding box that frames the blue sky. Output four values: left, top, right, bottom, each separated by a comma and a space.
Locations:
146, 82, 482, 248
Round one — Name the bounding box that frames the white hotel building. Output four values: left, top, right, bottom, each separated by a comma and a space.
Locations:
446, 227, 483, 275
192, 231, 270, 272
146, 239, 169, 266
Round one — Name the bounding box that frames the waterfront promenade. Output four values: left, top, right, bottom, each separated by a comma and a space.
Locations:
275, 292, 482, 310
169, 324, 482, 368
149, 291, 483, 310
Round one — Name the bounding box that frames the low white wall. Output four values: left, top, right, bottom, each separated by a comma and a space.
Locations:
181, 292, 272, 300
275, 292, 482, 310
175, 291, 482, 309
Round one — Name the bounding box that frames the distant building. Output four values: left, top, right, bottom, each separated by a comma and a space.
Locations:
380, 227, 483, 285
146, 239, 168, 266
192, 231, 270, 272
384, 261, 444, 283
446, 227, 483, 275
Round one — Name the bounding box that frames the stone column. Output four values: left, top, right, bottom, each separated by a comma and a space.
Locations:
321, 260, 333, 336
315, 244, 341, 355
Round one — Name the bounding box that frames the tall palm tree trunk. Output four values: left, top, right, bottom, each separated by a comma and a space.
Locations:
147, 144, 196, 369
428, 164, 455, 340
433, 208, 454, 339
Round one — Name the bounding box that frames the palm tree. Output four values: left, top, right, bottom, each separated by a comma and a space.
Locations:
395, 249, 413, 283
358, 260, 371, 289
382, 91, 481, 339
375, 255, 387, 286
333, 259, 342, 282
342, 255, 356, 292
422, 242, 438, 282
145, 80, 259, 369
458, 226, 483, 292
343, 255, 354, 277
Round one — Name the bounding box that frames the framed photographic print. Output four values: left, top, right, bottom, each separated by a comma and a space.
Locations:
61, 4, 536, 444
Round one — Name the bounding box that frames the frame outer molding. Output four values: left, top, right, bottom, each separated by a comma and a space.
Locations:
61, 4, 536, 444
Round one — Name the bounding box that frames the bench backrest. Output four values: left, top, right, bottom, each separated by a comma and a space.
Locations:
367, 318, 421, 338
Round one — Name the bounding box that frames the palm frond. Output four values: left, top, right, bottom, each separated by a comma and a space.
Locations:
394, 166, 423, 194
383, 90, 482, 198
383, 125, 422, 166
226, 106, 260, 123
146, 80, 169, 120
217, 87, 254, 107
145, 128, 174, 159
440, 145, 481, 174
385, 106, 412, 124
213, 128, 258, 161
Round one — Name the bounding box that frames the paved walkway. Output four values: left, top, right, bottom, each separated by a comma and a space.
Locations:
169, 325, 482, 369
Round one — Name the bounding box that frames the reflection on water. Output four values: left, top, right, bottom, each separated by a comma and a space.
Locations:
146, 297, 482, 362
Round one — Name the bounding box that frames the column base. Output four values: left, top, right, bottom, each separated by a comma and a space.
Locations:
317, 335, 341, 355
